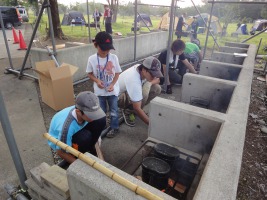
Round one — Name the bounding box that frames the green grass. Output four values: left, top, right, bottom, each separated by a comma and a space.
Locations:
32, 14, 267, 55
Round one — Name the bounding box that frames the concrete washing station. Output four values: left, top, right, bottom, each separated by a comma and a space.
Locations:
64, 42, 256, 200
23, 24, 256, 199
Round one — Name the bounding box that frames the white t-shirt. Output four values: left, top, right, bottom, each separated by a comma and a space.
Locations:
169, 51, 179, 68
86, 53, 122, 96
118, 64, 146, 102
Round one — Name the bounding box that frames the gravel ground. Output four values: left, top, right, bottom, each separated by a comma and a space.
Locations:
236, 59, 267, 200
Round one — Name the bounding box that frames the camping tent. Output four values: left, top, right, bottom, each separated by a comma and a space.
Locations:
236, 24, 248, 35
251, 19, 267, 32
186, 13, 222, 34
157, 12, 178, 30
157, 12, 222, 34
61, 11, 86, 26
136, 14, 152, 27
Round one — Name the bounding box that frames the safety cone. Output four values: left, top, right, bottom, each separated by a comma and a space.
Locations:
18, 30, 27, 50
12, 27, 19, 44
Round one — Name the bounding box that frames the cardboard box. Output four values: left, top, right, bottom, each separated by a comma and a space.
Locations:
35, 60, 78, 111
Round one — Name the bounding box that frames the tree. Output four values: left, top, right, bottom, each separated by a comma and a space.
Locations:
118, 2, 134, 16
220, 4, 240, 31
58, 3, 68, 14
107, 0, 119, 23
261, 5, 267, 19
70, 2, 80, 11
49, 0, 65, 39
0, 0, 18, 6
28, 0, 39, 16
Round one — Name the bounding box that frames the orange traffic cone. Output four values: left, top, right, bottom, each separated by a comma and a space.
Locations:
12, 27, 19, 44
18, 30, 27, 50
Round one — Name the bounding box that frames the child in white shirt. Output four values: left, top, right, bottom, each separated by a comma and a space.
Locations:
86, 31, 122, 138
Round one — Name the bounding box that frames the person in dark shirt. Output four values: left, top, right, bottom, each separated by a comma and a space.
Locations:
175, 13, 187, 39
103, 4, 113, 34
48, 91, 106, 164
158, 39, 197, 94
236, 22, 241, 31
191, 16, 199, 39
93, 8, 101, 23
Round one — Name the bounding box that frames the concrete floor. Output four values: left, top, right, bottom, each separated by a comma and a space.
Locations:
101, 85, 182, 170
0, 23, 183, 199
0, 24, 53, 199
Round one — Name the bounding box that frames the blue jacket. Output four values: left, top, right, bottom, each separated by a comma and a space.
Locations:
48, 106, 88, 150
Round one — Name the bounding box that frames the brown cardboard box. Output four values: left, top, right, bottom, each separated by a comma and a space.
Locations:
35, 60, 78, 111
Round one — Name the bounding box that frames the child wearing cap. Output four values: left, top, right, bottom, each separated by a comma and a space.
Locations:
118, 56, 163, 126
48, 91, 106, 164
86, 31, 122, 138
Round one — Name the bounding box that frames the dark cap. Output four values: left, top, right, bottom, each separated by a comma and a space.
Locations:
93, 31, 115, 51
75, 91, 106, 121
142, 56, 163, 78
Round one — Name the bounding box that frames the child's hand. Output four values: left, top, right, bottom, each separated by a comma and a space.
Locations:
106, 84, 114, 92
97, 80, 105, 89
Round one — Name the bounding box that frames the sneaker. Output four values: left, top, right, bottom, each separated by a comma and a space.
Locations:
122, 109, 136, 127
106, 129, 119, 138
166, 85, 172, 94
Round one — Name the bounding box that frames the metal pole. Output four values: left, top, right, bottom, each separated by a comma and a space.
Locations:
0, 91, 27, 190
86, 0, 92, 43
242, 27, 267, 43
46, 0, 57, 56
45, 46, 60, 67
203, 0, 215, 59
93, 0, 97, 31
211, 34, 217, 57
208, 0, 267, 4
255, 38, 262, 60
264, 61, 267, 75
0, 11, 14, 69
18, 0, 47, 78
164, 0, 176, 92
190, 0, 219, 49
172, 0, 178, 41
6, 68, 38, 80
134, 0, 137, 61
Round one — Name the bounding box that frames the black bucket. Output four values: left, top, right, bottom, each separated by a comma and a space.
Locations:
173, 157, 198, 187
154, 143, 180, 167
142, 157, 170, 190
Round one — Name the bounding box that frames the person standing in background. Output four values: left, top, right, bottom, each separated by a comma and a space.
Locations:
93, 8, 101, 23
93, 8, 102, 31
103, 4, 113, 34
175, 13, 187, 39
191, 16, 199, 39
